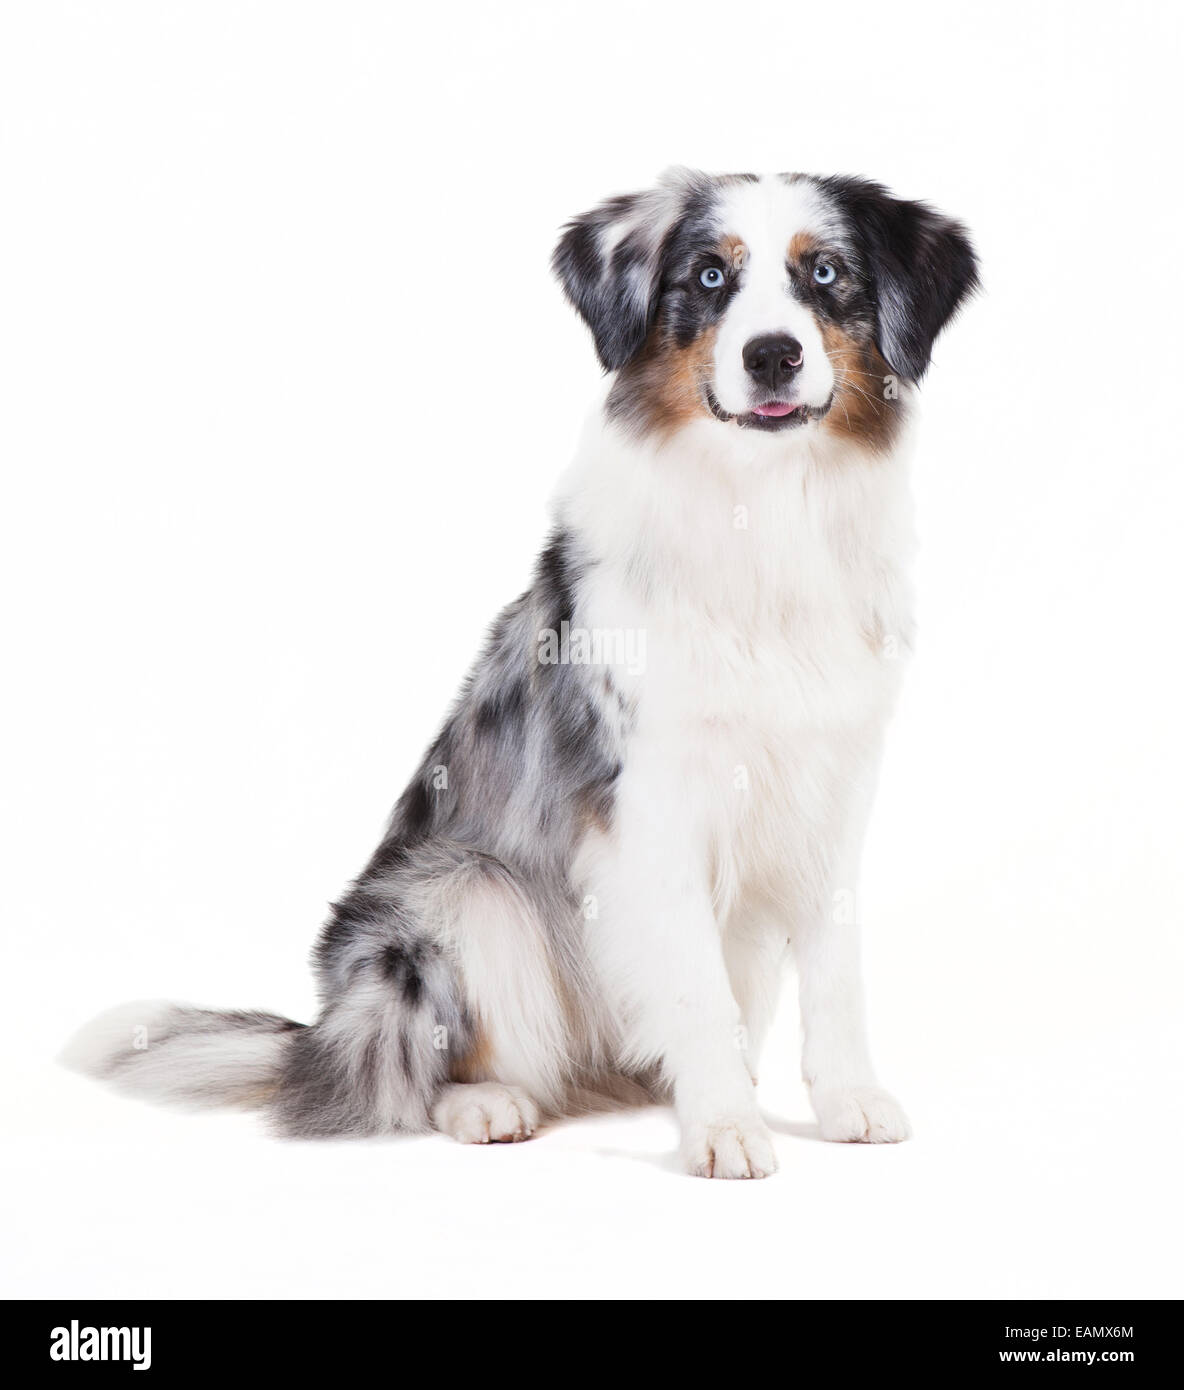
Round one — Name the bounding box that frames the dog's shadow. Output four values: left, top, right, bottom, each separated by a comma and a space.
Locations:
589, 1145, 688, 1175
585, 1107, 825, 1174
762, 1112, 824, 1142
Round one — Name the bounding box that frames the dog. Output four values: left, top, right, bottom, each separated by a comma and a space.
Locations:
65, 168, 978, 1178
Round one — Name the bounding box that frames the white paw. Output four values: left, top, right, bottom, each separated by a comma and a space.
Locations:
812, 1085, 911, 1143
682, 1114, 778, 1179
431, 1083, 539, 1145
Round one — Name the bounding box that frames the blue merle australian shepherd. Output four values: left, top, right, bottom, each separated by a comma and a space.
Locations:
66, 169, 978, 1177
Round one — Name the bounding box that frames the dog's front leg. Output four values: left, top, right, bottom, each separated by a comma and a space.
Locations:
588, 762, 778, 1179
793, 791, 911, 1145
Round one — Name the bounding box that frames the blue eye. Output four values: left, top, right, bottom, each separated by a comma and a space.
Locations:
813, 261, 837, 285
699, 266, 725, 289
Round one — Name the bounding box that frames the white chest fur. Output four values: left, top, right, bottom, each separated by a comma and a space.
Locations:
558, 413, 917, 913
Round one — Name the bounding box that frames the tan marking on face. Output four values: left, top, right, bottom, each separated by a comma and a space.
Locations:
720, 233, 747, 271
818, 322, 903, 453
788, 231, 822, 267
608, 323, 721, 440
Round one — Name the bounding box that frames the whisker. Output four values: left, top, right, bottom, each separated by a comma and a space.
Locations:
836, 370, 884, 415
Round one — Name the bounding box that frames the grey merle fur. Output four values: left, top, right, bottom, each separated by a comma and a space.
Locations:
271, 528, 629, 1136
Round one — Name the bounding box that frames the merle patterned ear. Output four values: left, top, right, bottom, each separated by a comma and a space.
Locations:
553, 172, 699, 372
824, 177, 980, 381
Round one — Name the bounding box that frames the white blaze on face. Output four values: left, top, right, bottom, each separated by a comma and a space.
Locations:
710, 177, 838, 416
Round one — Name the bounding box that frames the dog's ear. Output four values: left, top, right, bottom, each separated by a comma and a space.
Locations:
824, 177, 980, 381
552, 169, 701, 372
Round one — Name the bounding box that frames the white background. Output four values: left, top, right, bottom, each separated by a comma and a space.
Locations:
2, 0, 1182, 1300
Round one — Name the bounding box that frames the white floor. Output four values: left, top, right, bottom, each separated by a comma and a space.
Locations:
6, 992, 1177, 1301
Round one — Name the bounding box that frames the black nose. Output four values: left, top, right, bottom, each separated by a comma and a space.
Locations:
742, 334, 804, 391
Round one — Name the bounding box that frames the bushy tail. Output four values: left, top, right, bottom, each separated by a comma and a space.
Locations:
60, 1000, 306, 1110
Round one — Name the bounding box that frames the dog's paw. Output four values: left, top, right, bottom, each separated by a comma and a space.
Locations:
812, 1085, 911, 1143
682, 1114, 779, 1179
431, 1083, 539, 1144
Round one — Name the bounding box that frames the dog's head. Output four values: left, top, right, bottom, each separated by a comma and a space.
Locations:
553, 169, 978, 449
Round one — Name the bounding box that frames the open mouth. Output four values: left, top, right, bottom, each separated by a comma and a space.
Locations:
704, 387, 832, 433
743, 400, 805, 431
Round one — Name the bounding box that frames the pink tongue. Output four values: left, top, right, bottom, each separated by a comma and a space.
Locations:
752, 402, 796, 417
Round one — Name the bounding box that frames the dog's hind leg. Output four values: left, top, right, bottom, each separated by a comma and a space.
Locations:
270, 934, 469, 1138
432, 857, 574, 1118
270, 843, 572, 1139
431, 1082, 539, 1144
267, 860, 477, 1136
